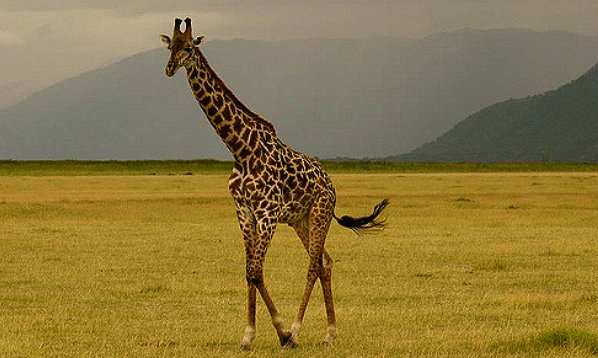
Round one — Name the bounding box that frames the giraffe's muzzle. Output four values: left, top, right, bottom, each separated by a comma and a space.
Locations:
165, 61, 178, 77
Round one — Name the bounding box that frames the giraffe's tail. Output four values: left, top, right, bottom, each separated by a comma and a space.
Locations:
333, 198, 389, 234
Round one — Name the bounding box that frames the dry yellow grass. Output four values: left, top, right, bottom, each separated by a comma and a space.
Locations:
1, 173, 597, 357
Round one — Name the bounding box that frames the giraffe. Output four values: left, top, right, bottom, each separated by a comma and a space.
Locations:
160, 18, 389, 350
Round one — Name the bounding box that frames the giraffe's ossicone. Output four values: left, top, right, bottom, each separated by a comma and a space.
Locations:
160, 17, 389, 350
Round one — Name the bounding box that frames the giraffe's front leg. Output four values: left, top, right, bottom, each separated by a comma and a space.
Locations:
240, 283, 257, 350
236, 203, 259, 350
250, 218, 295, 348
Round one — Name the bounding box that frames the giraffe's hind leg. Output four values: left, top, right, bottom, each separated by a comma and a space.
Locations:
320, 250, 337, 345
290, 195, 336, 346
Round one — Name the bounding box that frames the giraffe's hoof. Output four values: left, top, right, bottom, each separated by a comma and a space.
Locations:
321, 333, 336, 346
239, 341, 252, 351
279, 331, 297, 348
320, 338, 335, 346
322, 327, 336, 346
239, 327, 255, 351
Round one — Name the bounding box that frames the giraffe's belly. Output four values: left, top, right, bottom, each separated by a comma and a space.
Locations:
277, 177, 335, 224
278, 196, 313, 224
229, 162, 336, 225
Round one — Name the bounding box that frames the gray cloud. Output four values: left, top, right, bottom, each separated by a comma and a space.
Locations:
0, 1, 330, 14
2, 0, 598, 109
3, 1, 598, 39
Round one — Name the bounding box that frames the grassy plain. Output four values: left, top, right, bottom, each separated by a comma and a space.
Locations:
1, 168, 597, 357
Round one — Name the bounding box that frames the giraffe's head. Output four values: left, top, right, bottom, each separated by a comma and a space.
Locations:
160, 18, 205, 77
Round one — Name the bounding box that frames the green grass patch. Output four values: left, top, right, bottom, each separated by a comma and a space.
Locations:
492, 327, 598, 355
323, 161, 598, 173
476, 258, 509, 272
1, 160, 598, 176
0, 160, 232, 176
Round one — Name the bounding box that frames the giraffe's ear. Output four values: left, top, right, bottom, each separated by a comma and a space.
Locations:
193, 36, 206, 47
160, 34, 171, 46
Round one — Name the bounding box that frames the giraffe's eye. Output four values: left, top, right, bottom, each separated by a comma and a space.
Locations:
184, 47, 192, 52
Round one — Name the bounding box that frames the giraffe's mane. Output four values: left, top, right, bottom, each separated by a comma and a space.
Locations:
197, 50, 277, 135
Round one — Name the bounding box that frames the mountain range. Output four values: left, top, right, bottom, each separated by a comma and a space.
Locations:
1, 28, 598, 160
394, 61, 598, 162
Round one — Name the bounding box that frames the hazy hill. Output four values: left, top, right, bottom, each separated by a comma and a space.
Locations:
394, 62, 598, 162
2, 29, 598, 160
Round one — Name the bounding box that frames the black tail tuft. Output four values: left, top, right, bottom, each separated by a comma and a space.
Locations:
334, 198, 390, 234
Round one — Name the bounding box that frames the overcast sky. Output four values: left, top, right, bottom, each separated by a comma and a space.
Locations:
1, 0, 598, 108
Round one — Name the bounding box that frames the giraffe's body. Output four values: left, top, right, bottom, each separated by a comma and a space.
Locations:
161, 18, 387, 349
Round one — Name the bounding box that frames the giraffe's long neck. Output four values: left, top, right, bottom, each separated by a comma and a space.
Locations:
184, 49, 276, 162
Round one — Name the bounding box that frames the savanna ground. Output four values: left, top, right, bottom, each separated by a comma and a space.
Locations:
1, 162, 597, 357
